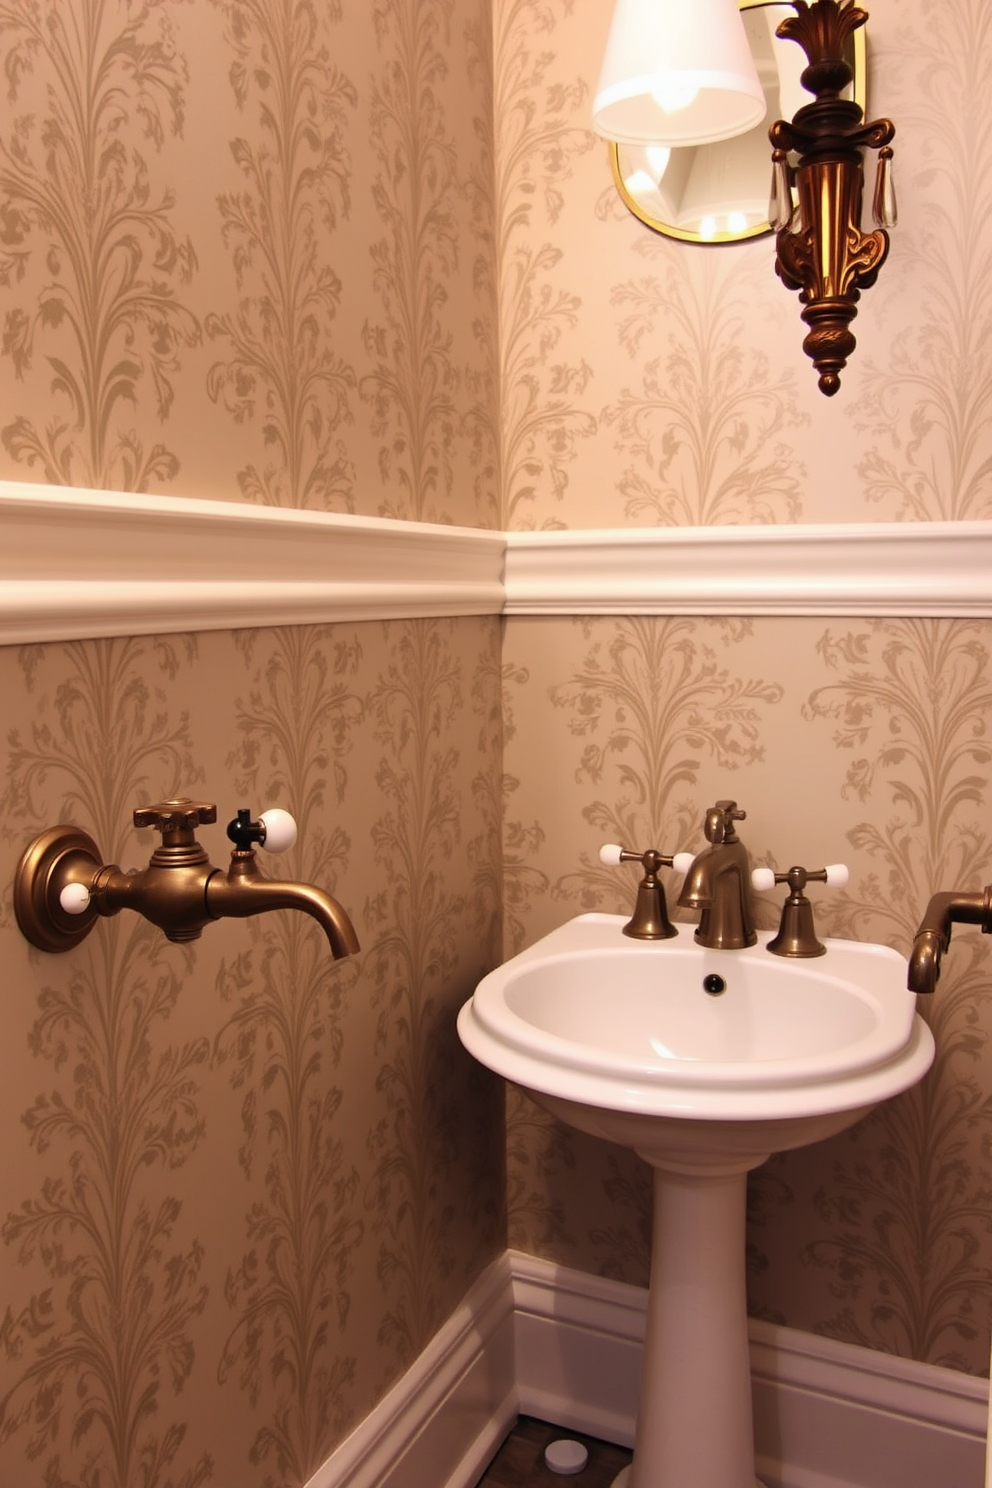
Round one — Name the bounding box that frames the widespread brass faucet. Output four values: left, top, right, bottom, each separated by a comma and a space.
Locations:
906, 887, 992, 994
13, 799, 360, 959
677, 800, 757, 950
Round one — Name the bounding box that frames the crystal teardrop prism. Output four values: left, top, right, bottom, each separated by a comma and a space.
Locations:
769, 149, 794, 231
872, 145, 897, 228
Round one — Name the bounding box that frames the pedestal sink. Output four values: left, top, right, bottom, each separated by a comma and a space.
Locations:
457, 914, 935, 1488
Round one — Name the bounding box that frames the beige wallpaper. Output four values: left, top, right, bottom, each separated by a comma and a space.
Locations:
2, 0, 992, 1483
494, 0, 992, 529
0, 2, 505, 1485
0, 620, 504, 1487
0, 0, 499, 525
502, 615, 992, 1372
492, 0, 992, 1382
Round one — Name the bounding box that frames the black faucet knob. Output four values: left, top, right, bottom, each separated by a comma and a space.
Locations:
227, 808, 298, 853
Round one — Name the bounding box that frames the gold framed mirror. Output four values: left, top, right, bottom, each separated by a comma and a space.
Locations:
609, 0, 866, 244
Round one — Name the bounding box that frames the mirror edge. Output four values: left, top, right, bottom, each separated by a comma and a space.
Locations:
608, 2, 868, 246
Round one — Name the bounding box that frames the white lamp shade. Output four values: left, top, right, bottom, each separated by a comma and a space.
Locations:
592, 0, 767, 147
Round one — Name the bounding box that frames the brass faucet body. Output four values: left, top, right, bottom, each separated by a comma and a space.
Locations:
14, 799, 359, 959
906, 887, 992, 994
677, 800, 757, 950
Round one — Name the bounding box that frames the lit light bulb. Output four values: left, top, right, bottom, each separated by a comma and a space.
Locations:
623, 168, 657, 197
699, 214, 718, 240
646, 145, 672, 181
651, 75, 699, 116
727, 211, 748, 234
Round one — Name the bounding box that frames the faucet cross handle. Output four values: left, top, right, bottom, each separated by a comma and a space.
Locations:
751, 862, 849, 958
600, 842, 695, 940
600, 844, 695, 874
134, 799, 217, 834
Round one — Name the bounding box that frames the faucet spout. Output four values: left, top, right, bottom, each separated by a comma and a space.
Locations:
677, 800, 756, 950
906, 888, 992, 993
206, 852, 360, 959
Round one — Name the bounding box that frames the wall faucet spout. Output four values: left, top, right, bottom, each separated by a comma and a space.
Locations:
906, 888, 992, 993
206, 852, 360, 958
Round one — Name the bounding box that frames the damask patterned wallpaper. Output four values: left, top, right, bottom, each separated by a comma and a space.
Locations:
496, 0, 992, 1382
0, 3, 504, 1486
0, 621, 505, 1487
2, 0, 992, 1484
0, 0, 499, 523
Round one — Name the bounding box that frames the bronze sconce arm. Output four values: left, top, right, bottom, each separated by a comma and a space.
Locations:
14, 799, 360, 959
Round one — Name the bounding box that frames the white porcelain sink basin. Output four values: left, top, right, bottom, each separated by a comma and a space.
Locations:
459, 913, 934, 1125
458, 913, 936, 1488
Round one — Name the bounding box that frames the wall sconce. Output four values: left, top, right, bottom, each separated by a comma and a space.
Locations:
594, 0, 893, 397
592, 0, 767, 147
769, 0, 895, 395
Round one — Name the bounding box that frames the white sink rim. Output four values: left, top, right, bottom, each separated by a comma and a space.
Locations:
458, 913, 935, 1123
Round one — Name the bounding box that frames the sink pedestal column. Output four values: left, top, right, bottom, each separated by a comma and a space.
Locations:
614, 1154, 767, 1488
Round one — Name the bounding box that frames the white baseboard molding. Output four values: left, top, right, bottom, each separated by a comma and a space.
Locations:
305, 1252, 516, 1488
310, 1249, 989, 1488
511, 1251, 989, 1488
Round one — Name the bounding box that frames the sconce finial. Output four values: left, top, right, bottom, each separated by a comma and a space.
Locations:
770, 0, 895, 396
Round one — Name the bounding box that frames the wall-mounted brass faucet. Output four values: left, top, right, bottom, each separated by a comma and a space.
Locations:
751, 862, 850, 958
677, 801, 756, 950
14, 799, 360, 959
906, 887, 992, 994
600, 843, 696, 940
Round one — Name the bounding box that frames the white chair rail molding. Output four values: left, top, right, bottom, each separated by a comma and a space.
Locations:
4, 481, 992, 639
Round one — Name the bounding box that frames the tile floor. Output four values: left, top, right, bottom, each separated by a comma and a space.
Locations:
474, 1416, 632, 1487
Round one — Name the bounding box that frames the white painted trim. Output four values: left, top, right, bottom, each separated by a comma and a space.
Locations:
502, 522, 992, 618
305, 1251, 516, 1488
4, 482, 992, 640
0, 482, 505, 642
311, 1249, 989, 1488
510, 1251, 989, 1488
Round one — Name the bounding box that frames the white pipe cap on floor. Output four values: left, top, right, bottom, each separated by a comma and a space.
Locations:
544, 1438, 589, 1476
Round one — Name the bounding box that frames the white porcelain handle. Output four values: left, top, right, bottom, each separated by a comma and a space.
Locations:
601, 844, 695, 872
59, 882, 91, 915
258, 808, 298, 853
751, 863, 848, 892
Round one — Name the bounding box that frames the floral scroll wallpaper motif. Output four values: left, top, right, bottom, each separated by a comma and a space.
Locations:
2, 0, 992, 1483
0, 620, 504, 1488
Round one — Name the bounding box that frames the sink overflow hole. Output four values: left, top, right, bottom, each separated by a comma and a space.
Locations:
702, 973, 727, 997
